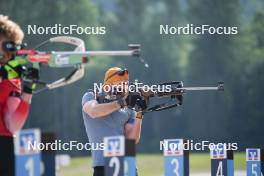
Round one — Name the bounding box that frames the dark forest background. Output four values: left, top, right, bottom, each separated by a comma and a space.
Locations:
1, 0, 264, 155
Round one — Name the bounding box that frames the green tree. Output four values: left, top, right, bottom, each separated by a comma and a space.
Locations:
185, 0, 241, 141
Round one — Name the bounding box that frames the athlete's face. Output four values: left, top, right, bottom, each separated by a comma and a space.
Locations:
112, 81, 129, 96
0, 37, 12, 65
0, 38, 4, 61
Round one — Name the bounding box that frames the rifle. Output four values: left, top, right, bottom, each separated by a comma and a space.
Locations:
125, 81, 224, 113
9, 36, 142, 93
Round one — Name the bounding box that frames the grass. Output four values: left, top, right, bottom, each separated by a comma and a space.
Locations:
58, 153, 246, 176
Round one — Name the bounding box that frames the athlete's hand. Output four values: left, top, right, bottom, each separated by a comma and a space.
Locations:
126, 94, 148, 111
116, 97, 127, 108
125, 94, 141, 108
134, 98, 147, 112
22, 67, 39, 94
136, 111, 144, 119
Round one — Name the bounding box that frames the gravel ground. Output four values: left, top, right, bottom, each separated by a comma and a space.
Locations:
191, 170, 246, 176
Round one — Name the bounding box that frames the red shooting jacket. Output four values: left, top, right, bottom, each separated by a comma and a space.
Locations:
0, 79, 29, 136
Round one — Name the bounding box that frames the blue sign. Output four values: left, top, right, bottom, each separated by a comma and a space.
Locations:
246, 148, 263, 176
124, 157, 136, 176
107, 138, 121, 152
104, 136, 124, 157
18, 131, 37, 154
210, 143, 226, 159
164, 156, 184, 176
163, 139, 184, 156
14, 129, 41, 176
163, 139, 189, 176
210, 143, 234, 176
16, 154, 41, 176
247, 149, 260, 161
105, 156, 124, 176
104, 136, 136, 176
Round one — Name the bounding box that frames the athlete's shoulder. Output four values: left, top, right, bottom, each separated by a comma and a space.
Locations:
84, 89, 94, 94
82, 89, 95, 105
0, 78, 21, 90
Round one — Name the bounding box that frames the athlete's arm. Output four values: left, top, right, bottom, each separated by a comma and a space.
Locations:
4, 96, 30, 134
125, 112, 143, 144
83, 100, 121, 118
0, 79, 31, 134
3, 69, 36, 133
21, 92, 32, 104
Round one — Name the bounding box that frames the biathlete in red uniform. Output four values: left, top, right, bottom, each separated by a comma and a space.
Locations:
0, 15, 38, 176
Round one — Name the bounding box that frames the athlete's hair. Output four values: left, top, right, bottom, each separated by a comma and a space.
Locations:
0, 15, 24, 44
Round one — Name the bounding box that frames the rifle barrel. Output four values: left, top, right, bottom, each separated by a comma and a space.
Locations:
154, 86, 223, 97
178, 86, 220, 91
52, 50, 137, 57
